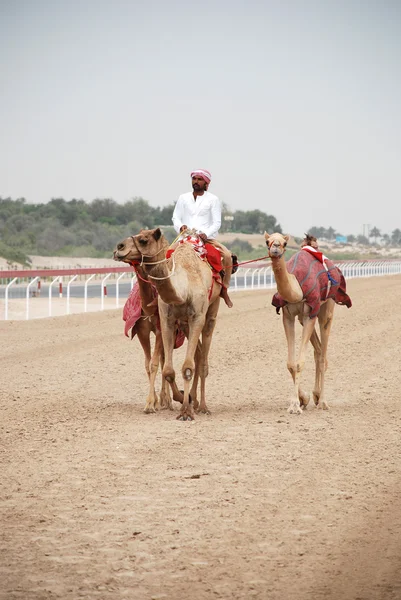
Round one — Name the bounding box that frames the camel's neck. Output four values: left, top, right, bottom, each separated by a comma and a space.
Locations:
271, 256, 303, 303
144, 255, 184, 305
135, 267, 156, 316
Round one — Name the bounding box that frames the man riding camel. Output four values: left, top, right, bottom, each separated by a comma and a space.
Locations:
172, 169, 236, 308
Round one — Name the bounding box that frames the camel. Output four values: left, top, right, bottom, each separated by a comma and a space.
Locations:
114, 228, 222, 421
121, 263, 173, 413
265, 232, 352, 414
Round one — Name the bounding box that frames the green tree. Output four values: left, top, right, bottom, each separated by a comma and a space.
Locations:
308, 226, 326, 239
369, 227, 381, 244
391, 229, 401, 245
357, 235, 370, 245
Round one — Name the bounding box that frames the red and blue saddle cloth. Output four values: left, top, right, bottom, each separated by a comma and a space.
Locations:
166, 235, 223, 275
272, 246, 352, 319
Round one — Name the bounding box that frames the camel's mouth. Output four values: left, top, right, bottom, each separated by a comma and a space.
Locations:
113, 247, 131, 261
268, 247, 284, 258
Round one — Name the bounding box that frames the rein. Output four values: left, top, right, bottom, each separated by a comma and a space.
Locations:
129, 235, 176, 281
128, 233, 271, 286
148, 253, 176, 280
236, 255, 270, 267
130, 235, 168, 265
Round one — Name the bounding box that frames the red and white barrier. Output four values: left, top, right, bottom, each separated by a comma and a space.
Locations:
1, 261, 401, 321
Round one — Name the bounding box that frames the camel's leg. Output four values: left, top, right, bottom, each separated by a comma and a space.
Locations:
298, 327, 321, 408
282, 308, 298, 412
135, 325, 151, 378
283, 306, 316, 414
197, 300, 219, 414
314, 300, 335, 410
143, 330, 164, 414
160, 311, 184, 408
178, 315, 206, 421
296, 316, 320, 408
135, 324, 159, 413
308, 328, 322, 408
159, 345, 173, 410
191, 341, 202, 411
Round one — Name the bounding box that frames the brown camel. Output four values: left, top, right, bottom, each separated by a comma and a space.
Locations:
114, 228, 222, 421
265, 232, 352, 414
121, 264, 173, 413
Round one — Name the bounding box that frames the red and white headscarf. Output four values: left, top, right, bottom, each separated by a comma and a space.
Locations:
190, 169, 212, 184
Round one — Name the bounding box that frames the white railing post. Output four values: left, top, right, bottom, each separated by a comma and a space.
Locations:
5, 277, 18, 321
49, 276, 61, 317
66, 275, 78, 315
101, 273, 112, 310
84, 274, 96, 312
233, 269, 239, 291
26, 277, 39, 320
116, 272, 127, 308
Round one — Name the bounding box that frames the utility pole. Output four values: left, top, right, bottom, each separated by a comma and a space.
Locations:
363, 224, 370, 238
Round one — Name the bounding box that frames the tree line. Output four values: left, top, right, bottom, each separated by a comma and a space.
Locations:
308, 225, 401, 247
1, 196, 399, 267
0, 196, 282, 265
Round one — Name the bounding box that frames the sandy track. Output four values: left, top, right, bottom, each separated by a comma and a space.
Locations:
1, 276, 401, 600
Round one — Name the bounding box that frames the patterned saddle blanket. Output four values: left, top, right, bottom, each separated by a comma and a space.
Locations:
272, 248, 352, 318
166, 234, 223, 273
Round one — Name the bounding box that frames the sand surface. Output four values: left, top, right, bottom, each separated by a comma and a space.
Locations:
1, 276, 401, 599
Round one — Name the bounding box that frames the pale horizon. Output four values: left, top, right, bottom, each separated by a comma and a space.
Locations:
1, 0, 400, 238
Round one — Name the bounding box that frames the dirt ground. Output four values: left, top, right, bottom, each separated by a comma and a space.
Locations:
1, 276, 401, 600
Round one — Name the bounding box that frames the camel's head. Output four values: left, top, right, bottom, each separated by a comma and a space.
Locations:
301, 233, 319, 249
264, 232, 290, 259
113, 227, 166, 264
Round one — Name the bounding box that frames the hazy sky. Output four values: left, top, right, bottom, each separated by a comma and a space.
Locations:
1, 0, 400, 237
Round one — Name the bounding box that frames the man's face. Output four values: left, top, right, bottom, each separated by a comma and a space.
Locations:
192, 176, 207, 193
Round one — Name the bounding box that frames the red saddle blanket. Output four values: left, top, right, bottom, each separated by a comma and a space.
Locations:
166, 237, 223, 273
123, 282, 185, 348
272, 249, 352, 318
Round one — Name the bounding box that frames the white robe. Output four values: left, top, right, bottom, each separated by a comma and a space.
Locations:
172, 191, 222, 239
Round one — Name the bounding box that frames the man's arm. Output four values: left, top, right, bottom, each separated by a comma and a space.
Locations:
203, 196, 222, 239
172, 196, 185, 234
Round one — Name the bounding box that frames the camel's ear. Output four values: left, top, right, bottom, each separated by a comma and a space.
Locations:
153, 227, 162, 241
284, 235, 290, 243
264, 231, 269, 241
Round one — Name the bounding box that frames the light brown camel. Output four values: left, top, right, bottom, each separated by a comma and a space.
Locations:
265, 232, 351, 414
114, 228, 222, 421
122, 264, 173, 414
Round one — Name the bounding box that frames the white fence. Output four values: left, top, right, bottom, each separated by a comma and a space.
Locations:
1, 259, 401, 321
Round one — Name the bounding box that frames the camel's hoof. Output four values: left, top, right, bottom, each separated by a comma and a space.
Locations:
177, 414, 194, 422
196, 408, 211, 415
316, 402, 329, 410
287, 406, 302, 415
143, 405, 156, 414
299, 393, 310, 408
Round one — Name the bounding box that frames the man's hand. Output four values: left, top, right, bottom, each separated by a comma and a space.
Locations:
180, 225, 188, 233
198, 232, 208, 242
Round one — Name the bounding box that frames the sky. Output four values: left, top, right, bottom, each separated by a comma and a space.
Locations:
1, 0, 400, 237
